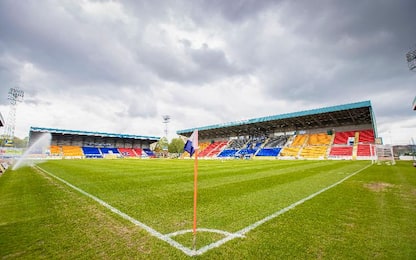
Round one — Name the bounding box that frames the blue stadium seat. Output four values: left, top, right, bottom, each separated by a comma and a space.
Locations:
256, 148, 282, 156
217, 149, 238, 157
82, 147, 103, 158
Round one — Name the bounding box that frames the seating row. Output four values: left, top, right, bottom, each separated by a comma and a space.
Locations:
48, 146, 148, 158
199, 132, 334, 158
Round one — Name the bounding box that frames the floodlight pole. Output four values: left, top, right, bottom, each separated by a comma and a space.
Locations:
162, 115, 170, 138
2, 87, 24, 146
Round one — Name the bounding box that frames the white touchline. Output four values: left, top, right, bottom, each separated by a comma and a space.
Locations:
35, 163, 372, 257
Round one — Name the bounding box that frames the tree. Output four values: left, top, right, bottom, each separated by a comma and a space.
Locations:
1, 136, 28, 148
154, 137, 169, 153
168, 138, 185, 153
14, 136, 29, 148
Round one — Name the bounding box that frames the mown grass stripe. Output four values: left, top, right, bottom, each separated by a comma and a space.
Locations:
194, 163, 373, 255
34, 165, 196, 256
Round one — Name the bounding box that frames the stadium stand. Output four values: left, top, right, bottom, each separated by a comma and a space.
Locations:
329, 146, 353, 157
216, 138, 250, 158
82, 147, 102, 158
217, 149, 238, 158
255, 136, 288, 158
300, 146, 328, 159
358, 129, 375, 143
143, 148, 155, 158
357, 144, 374, 157
256, 147, 282, 157
49, 145, 61, 156
264, 135, 289, 148
198, 142, 210, 152
328, 129, 376, 159
291, 134, 307, 147
100, 148, 120, 158
199, 141, 227, 157
307, 133, 332, 146
333, 131, 356, 145
27, 101, 378, 161
100, 148, 120, 155
62, 145, 83, 157
133, 148, 143, 157
118, 148, 137, 157
279, 147, 301, 157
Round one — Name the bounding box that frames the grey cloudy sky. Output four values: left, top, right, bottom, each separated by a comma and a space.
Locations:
0, 0, 415, 144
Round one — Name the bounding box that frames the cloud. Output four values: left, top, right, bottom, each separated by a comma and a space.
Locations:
0, 0, 414, 144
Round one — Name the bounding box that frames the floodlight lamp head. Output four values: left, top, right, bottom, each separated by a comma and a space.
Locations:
406, 48, 416, 71
8, 87, 24, 103
162, 115, 171, 123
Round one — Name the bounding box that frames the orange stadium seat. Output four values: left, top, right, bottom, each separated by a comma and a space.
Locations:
291, 135, 307, 147
61, 145, 83, 157
49, 145, 61, 155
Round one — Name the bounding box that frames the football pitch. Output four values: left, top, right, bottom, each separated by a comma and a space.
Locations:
1, 159, 416, 259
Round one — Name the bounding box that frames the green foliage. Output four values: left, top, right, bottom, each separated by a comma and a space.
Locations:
154, 137, 169, 152
0, 136, 28, 148
1, 160, 416, 258
168, 137, 185, 153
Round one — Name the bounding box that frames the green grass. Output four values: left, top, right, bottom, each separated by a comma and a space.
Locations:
1, 159, 416, 259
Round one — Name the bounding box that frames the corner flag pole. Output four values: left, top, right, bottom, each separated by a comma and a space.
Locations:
184, 129, 199, 250
192, 149, 199, 249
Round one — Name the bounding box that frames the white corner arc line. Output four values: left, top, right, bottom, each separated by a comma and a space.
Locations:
34, 166, 197, 256
165, 228, 245, 238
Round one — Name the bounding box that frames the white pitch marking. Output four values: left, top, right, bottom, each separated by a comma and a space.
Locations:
35, 163, 372, 256
34, 166, 196, 256
192, 163, 373, 256
166, 228, 245, 238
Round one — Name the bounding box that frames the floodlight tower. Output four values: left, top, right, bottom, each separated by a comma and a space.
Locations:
162, 115, 170, 138
2, 87, 24, 146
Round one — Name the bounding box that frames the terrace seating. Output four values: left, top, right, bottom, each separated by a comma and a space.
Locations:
133, 148, 142, 156
143, 148, 155, 158
333, 131, 356, 144
329, 146, 353, 156
198, 142, 210, 152
118, 148, 137, 157
256, 147, 282, 157
49, 145, 61, 156
291, 135, 307, 147
300, 146, 328, 159
358, 130, 375, 143
264, 135, 289, 148
237, 148, 257, 156
199, 141, 227, 157
82, 147, 102, 158
62, 145, 83, 157
100, 148, 120, 155
227, 139, 247, 149
279, 147, 300, 157
357, 144, 374, 156
307, 133, 332, 146
217, 149, 238, 158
